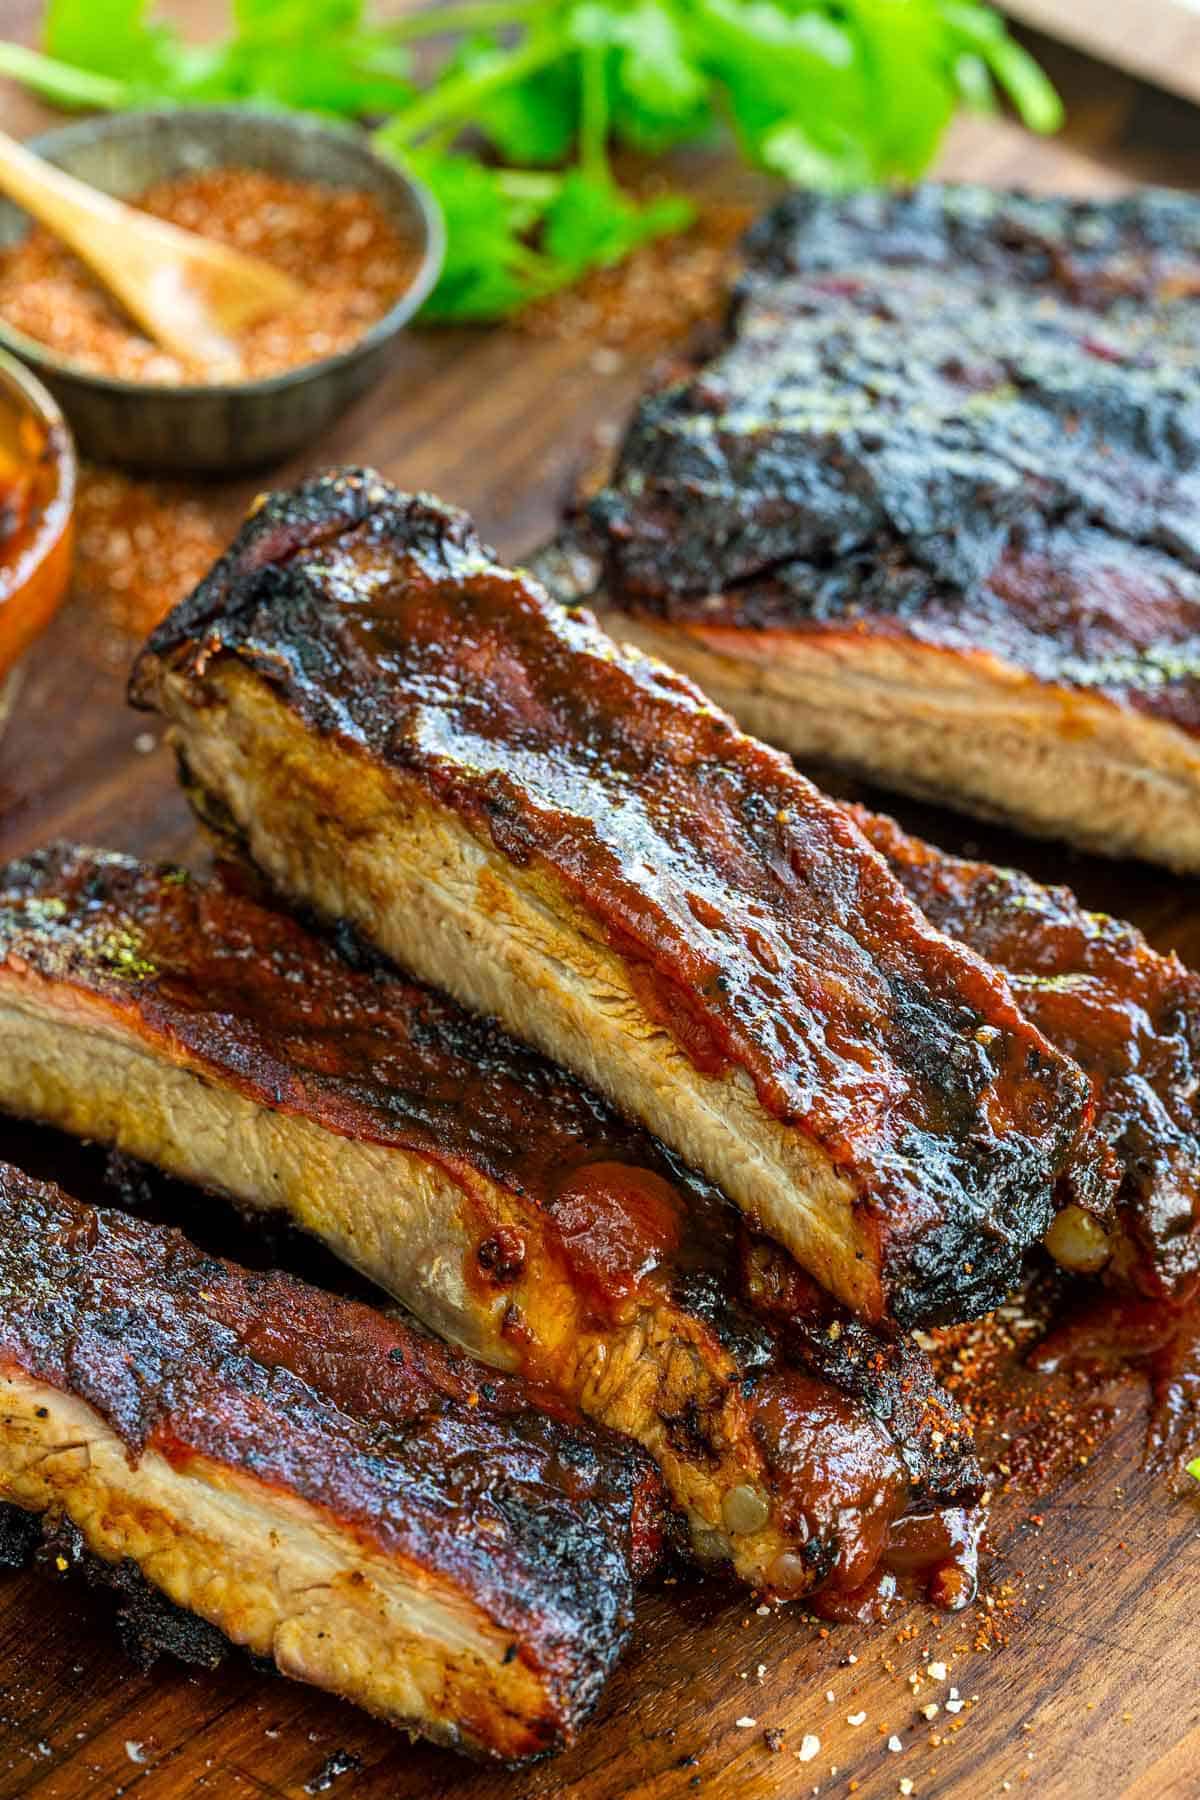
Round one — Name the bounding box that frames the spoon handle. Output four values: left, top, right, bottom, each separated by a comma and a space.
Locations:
0, 128, 222, 363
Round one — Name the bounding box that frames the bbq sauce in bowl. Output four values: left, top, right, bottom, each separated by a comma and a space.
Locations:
0, 349, 74, 733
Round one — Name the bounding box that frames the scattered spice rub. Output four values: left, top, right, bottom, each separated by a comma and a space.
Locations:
0, 168, 419, 385
0, 1159, 663, 1761
131, 470, 1091, 1330
520, 201, 751, 352
73, 465, 227, 642
0, 843, 981, 1607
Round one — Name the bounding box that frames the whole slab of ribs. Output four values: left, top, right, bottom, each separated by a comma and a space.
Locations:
129, 472, 1093, 1332
539, 185, 1200, 874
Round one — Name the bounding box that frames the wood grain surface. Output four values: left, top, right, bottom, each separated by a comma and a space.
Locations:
1, 13, 1199, 1799
1006, 0, 1200, 112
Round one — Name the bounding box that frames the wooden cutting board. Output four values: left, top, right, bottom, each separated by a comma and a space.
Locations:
1, 22, 1199, 1800
1005, 1, 1200, 111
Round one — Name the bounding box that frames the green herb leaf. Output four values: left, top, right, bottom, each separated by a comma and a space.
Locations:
8, 0, 1064, 322
43, 0, 179, 88
608, 1, 707, 128
940, 1, 1064, 131
449, 36, 578, 164
405, 152, 549, 321
398, 154, 691, 320
541, 169, 693, 277
198, 0, 414, 114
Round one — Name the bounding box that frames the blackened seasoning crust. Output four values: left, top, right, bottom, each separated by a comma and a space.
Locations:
0, 1160, 660, 1761
0, 843, 980, 1604
131, 472, 1089, 1329
549, 186, 1200, 872
0, 1506, 232, 1672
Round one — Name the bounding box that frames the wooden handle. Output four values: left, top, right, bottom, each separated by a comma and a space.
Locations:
0, 129, 140, 263
0, 128, 228, 365
0, 128, 301, 368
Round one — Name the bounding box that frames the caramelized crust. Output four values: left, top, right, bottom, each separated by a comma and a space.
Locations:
852, 808, 1200, 1301
550, 186, 1200, 870
0, 1160, 660, 1760
130, 472, 1089, 1329
0, 844, 980, 1605
592, 185, 1200, 723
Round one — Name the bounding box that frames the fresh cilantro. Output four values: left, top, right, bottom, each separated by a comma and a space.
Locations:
0, 0, 1062, 321
410, 153, 548, 320
412, 156, 691, 319
542, 171, 694, 280
43, 0, 180, 89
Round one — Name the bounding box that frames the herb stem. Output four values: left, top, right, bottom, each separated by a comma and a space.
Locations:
374, 28, 563, 148
578, 44, 610, 183
495, 169, 562, 202
0, 42, 129, 110
386, 0, 552, 41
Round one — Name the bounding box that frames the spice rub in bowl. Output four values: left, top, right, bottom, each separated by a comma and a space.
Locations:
0, 109, 443, 471
0, 167, 420, 387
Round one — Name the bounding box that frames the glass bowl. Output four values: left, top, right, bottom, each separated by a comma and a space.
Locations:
0, 347, 75, 736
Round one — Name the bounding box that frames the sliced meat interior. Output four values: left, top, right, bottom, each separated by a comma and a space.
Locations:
0, 1160, 662, 1762
129, 471, 1090, 1331
0, 843, 981, 1607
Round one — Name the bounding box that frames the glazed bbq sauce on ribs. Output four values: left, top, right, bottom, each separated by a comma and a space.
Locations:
577, 186, 1200, 740
741, 1242, 981, 1618
132, 472, 1092, 1328
852, 806, 1200, 1304
0, 843, 981, 1614
0, 1160, 665, 1727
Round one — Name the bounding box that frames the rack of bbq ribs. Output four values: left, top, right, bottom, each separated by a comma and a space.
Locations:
1, 188, 1198, 1767
539, 185, 1200, 875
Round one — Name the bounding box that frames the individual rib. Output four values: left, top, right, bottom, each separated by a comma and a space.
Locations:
0, 843, 981, 1605
129, 472, 1090, 1330
0, 1160, 663, 1762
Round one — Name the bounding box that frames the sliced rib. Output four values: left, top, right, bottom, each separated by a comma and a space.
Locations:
129, 472, 1090, 1331
0, 843, 980, 1605
0, 1159, 662, 1762
851, 807, 1200, 1302
543, 185, 1200, 873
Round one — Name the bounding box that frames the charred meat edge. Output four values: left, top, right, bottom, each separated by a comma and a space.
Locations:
0, 1160, 662, 1763
850, 806, 1200, 1302
0, 844, 979, 1603
129, 472, 1090, 1331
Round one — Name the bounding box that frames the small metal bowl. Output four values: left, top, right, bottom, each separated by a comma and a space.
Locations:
0, 347, 75, 736
0, 109, 444, 473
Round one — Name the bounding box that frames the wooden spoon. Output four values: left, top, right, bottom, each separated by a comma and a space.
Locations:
0, 129, 304, 375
